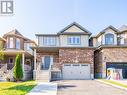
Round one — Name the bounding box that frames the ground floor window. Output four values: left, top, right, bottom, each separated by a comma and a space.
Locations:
51, 71, 61, 81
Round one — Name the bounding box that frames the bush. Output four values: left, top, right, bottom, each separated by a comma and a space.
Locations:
6, 77, 10, 81
13, 54, 23, 81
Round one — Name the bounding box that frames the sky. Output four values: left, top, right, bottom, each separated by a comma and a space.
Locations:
0, 0, 127, 40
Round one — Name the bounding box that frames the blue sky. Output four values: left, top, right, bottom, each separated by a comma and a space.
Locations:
0, 0, 127, 39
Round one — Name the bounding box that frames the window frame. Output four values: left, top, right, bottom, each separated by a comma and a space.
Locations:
67, 36, 81, 45
105, 33, 114, 45
43, 36, 56, 46
16, 38, 20, 49
9, 37, 14, 48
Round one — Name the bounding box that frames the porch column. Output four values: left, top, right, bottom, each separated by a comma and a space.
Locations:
33, 49, 36, 80
34, 49, 37, 70
22, 53, 25, 72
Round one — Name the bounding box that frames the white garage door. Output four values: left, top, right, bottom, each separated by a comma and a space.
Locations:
62, 64, 90, 80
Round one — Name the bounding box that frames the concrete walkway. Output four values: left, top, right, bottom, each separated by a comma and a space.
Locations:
27, 82, 57, 95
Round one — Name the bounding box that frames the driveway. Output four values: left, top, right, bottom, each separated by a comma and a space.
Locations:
55, 80, 127, 95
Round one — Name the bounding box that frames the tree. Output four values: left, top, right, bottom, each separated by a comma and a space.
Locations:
13, 54, 23, 81
0, 41, 4, 64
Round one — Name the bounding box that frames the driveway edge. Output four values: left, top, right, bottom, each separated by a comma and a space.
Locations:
96, 79, 127, 91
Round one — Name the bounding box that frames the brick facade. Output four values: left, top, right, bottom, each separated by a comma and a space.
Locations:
95, 47, 127, 78
36, 48, 94, 77
36, 52, 61, 69
59, 48, 94, 64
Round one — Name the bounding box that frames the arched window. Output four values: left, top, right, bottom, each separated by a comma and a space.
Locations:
105, 33, 114, 45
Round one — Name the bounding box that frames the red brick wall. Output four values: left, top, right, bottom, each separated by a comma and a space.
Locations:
103, 48, 127, 62
59, 48, 94, 64
36, 52, 61, 69
94, 47, 127, 78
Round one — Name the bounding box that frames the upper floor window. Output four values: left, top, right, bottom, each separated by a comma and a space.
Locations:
24, 43, 31, 50
105, 33, 114, 45
16, 38, 20, 49
67, 36, 80, 45
9, 37, 14, 48
43, 37, 56, 46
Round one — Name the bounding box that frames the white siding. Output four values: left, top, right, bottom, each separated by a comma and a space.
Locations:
38, 36, 59, 46
95, 28, 117, 47
120, 33, 125, 44
103, 29, 117, 45
59, 35, 89, 47
64, 25, 84, 33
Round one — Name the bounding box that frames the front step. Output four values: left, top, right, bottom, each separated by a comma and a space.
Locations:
36, 70, 50, 82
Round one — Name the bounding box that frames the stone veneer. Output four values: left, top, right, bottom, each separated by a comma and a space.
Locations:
95, 47, 127, 78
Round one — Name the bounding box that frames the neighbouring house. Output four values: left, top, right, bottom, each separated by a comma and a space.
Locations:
0, 29, 36, 81
92, 25, 127, 79
31, 22, 94, 81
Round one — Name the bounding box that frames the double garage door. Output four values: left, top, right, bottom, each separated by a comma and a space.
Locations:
62, 64, 90, 80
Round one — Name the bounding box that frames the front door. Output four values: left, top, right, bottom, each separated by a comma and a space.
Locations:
41, 56, 51, 70
44, 56, 50, 69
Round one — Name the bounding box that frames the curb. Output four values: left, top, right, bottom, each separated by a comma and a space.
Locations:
96, 79, 127, 91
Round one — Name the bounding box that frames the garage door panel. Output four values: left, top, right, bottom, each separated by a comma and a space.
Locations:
62, 64, 90, 80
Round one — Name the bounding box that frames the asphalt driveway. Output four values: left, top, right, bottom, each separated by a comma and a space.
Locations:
55, 80, 127, 95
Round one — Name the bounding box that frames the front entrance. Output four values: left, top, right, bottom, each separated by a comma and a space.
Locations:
41, 56, 52, 70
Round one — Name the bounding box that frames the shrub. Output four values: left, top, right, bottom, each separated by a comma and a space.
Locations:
13, 54, 23, 81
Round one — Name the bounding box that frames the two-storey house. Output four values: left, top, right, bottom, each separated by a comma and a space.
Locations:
92, 25, 127, 79
0, 29, 36, 80
32, 22, 94, 81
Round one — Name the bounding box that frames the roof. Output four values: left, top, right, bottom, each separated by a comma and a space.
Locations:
3, 29, 36, 45
92, 25, 120, 38
3, 29, 24, 38
35, 34, 58, 36
57, 22, 92, 35
0, 37, 6, 41
118, 25, 127, 32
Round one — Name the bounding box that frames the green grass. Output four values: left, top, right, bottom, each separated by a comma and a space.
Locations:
100, 79, 127, 88
0, 81, 36, 95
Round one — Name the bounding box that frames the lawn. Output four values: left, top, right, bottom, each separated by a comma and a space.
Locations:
100, 79, 127, 88
0, 81, 36, 95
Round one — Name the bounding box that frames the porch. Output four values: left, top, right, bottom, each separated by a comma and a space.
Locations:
32, 47, 62, 81
0, 50, 34, 81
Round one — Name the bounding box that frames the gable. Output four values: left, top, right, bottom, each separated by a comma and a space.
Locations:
64, 25, 85, 33
104, 28, 116, 35
57, 22, 91, 35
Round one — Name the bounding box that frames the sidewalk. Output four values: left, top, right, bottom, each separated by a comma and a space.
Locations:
113, 80, 127, 85
96, 79, 127, 91
27, 82, 57, 95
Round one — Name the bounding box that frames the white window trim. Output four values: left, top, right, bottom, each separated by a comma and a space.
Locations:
67, 36, 81, 45
16, 38, 20, 49
9, 37, 14, 48
43, 37, 56, 46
